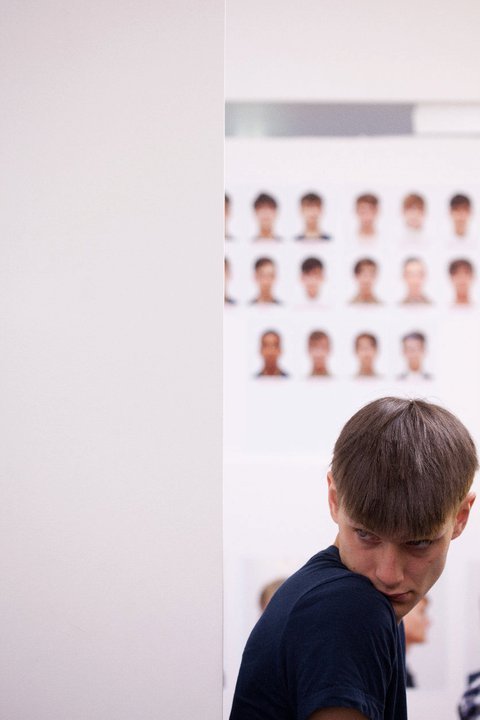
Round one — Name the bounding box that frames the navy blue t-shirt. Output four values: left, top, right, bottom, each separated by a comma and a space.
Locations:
230, 546, 407, 720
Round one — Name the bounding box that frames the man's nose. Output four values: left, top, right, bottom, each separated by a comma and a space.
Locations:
375, 545, 405, 589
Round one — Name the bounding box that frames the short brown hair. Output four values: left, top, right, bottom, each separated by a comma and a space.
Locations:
356, 193, 379, 207
331, 397, 477, 538
254, 193, 278, 210
354, 333, 377, 351
450, 194, 471, 210
403, 193, 425, 211
449, 258, 474, 275
301, 257, 324, 274
308, 330, 330, 347
300, 192, 322, 206
354, 258, 377, 275
254, 257, 275, 272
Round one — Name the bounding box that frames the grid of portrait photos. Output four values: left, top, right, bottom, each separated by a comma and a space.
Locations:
224, 185, 478, 383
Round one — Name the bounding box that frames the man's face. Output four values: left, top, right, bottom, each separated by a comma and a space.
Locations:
356, 337, 376, 366
451, 205, 471, 231
309, 338, 330, 363
404, 260, 426, 294
301, 202, 322, 225
356, 264, 377, 292
255, 263, 276, 293
356, 201, 377, 226
261, 333, 281, 364
328, 476, 474, 621
255, 205, 276, 232
403, 597, 430, 645
451, 267, 473, 294
301, 268, 323, 298
404, 206, 425, 230
403, 338, 424, 371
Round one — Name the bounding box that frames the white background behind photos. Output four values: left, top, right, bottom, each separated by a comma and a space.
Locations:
224, 137, 480, 720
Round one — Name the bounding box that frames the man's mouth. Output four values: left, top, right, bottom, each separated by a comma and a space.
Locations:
383, 592, 411, 602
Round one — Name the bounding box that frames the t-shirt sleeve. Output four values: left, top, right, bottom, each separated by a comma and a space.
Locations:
282, 576, 399, 720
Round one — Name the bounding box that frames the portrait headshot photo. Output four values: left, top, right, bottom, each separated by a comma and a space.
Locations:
255, 329, 289, 378
250, 257, 282, 305
449, 258, 475, 306
307, 330, 332, 377
449, 193, 473, 239
398, 331, 432, 380
224, 257, 236, 305
400, 257, 432, 305
403, 596, 431, 689
355, 192, 380, 241
258, 578, 287, 613
354, 332, 380, 379
252, 192, 282, 241
295, 192, 332, 241
402, 193, 426, 235
350, 258, 382, 305
225, 193, 233, 240
299, 257, 325, 304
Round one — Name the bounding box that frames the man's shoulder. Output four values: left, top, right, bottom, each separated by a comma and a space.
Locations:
275, 547, 393, 624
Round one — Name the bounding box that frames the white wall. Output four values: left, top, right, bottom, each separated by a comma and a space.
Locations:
226, 0, 480, 102
0, 2, 224, 718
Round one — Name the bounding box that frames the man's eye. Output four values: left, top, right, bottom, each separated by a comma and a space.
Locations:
406, 539, 433, 549
354, 528, 378, 542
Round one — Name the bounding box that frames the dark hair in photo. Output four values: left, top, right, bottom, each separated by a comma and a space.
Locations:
301, 257, 324, 274
356, 193, 379, 207
300, 192, 322, 206
402, 331, 426, 346
253, 193, 278, 210
308, 330, 330, 346
254, 257, 275, 272
354, 258, 377, 275
225, 193, 230, 206
331, 397, 478, 538
449, 258, 474, 275
355, 333, 377, 350
450, 194, 471, 210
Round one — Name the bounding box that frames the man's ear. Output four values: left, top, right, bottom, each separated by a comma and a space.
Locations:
452, 491, 476, 540
327, 471, 340, 523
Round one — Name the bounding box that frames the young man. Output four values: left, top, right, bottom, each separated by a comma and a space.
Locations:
230, 398, 477, 720
252, 193, 282, 241
449, 258, 475, 306
355, 193, 379, 240
250, 257, 281, 305
300, 257, 325, 303
350, 258, 381, 304
354, 332, 380, 378
402, 193, 426, 233
295, 192, 332, 241
398, 331, 432, 380
255, 330, 289, 378
450, 194, 472, 238
307, 330, 332, 377
400, 257, 432, 305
